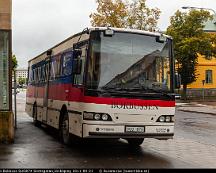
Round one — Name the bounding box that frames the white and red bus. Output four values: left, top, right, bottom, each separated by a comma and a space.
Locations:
26, 27, 177, 146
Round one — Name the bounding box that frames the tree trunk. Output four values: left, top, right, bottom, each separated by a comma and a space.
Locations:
182, 84, 187, 101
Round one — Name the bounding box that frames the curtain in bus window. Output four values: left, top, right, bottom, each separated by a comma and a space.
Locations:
50, 60, 55, 80
50, 55, 61, 80
37, 66, 42, 82
29, 66, 33, 83
62, 52, 73, 76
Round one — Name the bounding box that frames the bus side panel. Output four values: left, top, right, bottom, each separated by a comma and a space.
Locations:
25, 84, 36, 117
68, 112, 82, 137
47, 109, 60, 129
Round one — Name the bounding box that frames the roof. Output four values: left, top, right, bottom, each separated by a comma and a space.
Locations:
203, 15, 216, 32
16, 69, 28, 71
89, 27, 172, 39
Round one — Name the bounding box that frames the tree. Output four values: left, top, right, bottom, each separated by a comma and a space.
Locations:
18, 77, 26, 86
128, 0, 161, 31
90, 0, 161, 31
90, 0, 128, 28
166, 10, 216, 99
12, 54, 18, 71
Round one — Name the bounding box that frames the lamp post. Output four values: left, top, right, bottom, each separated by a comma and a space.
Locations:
202, 80, 205, 100
182, 6, 216, 24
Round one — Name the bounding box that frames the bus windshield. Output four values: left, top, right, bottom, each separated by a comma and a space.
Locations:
86, 31, 172, 93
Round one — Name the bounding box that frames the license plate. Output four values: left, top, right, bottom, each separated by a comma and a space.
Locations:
125, 126, 145, 133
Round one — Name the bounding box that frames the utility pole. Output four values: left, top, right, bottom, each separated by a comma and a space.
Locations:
14, 70, 17, 129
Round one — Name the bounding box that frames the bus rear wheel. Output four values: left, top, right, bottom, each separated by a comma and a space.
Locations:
127, 138, 144, 146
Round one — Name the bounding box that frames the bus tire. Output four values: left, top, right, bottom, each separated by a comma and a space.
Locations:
33, 104, 41, 127
60, 111, 72, 145
127, 138, 144, 146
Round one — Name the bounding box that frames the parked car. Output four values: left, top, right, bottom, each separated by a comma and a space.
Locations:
175, 93, 181, 99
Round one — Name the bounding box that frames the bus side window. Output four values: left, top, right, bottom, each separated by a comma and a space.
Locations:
62, 52, 73, 76
50, 60, 55, 80
33, 68, 37, 84
55, 54, 61, 78
45, 62, 50, 81
38, 66, 41, 83
73, 45, 87, 85
28, 67, 33, 84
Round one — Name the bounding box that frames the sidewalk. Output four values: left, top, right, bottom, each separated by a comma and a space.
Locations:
176, 101, 216, 115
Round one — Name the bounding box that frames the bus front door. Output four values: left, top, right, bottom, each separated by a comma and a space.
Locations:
42, 58, 50, 123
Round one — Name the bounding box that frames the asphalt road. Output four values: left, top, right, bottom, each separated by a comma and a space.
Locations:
1, 91, 216, 168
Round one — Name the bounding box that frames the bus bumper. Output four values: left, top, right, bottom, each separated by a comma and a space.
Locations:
82, 124, 174, 139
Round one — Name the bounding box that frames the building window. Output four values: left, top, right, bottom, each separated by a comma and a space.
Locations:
0, 31, 9, 110
205, 70, 213, 84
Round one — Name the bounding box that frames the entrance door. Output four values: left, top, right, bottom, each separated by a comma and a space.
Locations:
42, 58, 50, 123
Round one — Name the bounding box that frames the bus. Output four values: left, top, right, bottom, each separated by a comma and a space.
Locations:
26, 27, 178, 146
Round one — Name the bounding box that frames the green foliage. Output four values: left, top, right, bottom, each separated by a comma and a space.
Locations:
12, 54, 18, 71
18, 77, 26, 85
90, 0, 161, 31
166, 10, 216, 99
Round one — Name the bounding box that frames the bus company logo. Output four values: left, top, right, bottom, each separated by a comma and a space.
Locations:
111, 102, 159, 110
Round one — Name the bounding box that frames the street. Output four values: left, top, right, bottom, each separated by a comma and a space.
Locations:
1, 91, 216, 168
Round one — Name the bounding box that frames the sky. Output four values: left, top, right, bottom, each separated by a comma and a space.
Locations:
12, 0, 216, 68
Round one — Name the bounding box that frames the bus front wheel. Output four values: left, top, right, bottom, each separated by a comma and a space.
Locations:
33, 104, 41, 127
127, 138, 144, 146
60, 111, 72, 145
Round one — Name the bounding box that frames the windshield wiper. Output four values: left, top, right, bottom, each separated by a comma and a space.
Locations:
142, 87, 174, 98
100, 85, 173, 97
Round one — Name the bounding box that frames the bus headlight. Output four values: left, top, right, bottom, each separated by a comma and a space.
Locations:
159, 116, 165, 122
83, 112, 94, 120
83, 112, 112, 121
165, 116, 171, 122
102, 114, 109, 121
157, 115, 174, 123
94, 114, 101, 120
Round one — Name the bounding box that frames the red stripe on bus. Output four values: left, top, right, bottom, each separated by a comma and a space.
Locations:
26, 83, 175, 107
82, 96, 175, 107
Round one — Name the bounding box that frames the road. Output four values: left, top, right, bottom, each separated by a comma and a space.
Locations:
1, 91, 216, 168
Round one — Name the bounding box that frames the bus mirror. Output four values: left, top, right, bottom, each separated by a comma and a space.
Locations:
72, 59, 82, 74
73, 49, 82, 59
156, 34, 167, 43
175, 73, 181, 89
104, 28, 114, 36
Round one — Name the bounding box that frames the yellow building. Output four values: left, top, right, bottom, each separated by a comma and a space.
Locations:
188, 55, 216, 89
185, 16, 216, 97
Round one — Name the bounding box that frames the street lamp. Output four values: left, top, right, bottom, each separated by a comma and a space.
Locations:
182, 6, 216, 24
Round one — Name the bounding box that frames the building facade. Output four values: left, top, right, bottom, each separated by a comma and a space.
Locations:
16, 69, 28, 81
186, 16, 216, 98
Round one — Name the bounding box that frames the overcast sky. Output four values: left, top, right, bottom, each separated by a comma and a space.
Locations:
12, 0, 216, 68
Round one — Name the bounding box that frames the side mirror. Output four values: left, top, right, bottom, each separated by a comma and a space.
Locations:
175, 73, 181, 89
73, 49, 82, 59
72, 59, 82, 74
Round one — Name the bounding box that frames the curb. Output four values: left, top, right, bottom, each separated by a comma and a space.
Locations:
178, 109, 216, 116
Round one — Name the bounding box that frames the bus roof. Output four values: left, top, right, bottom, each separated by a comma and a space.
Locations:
28, 27, 172, 63
90, 27, 172, 38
